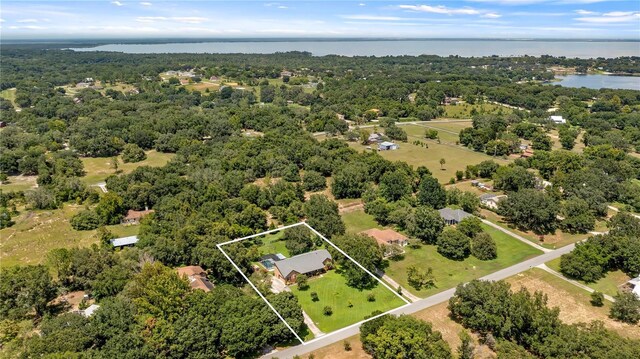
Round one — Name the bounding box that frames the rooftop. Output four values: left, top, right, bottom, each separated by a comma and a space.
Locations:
124, 209, 154, 220
111, 235, 139, 247
360, 228, 407, 246
438, 208, 473, 222
274, 249, 332, 278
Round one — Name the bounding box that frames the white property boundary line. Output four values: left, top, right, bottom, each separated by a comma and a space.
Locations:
217, 221, 410, 346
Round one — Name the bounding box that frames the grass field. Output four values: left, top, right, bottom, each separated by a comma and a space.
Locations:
0, 205, 139, 268
0, 88, 17, 107
341, 210, 380, 234
0, 175, 38, 192
291, 271, 405, 333
440, 103, 512, 119
546, 257, 630, 297
480, 209, 607, 249
402, 123, 464, 144
507, 268, 640, 340
385, 223, 542, 298
256, 232, 291, 257
81, 150, 174, 184
347, 139, 510, 183
184, 81, 220, 92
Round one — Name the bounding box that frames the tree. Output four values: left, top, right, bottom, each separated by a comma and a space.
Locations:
561, 196, 595, 234
439, 158, 446, 170
559, 239, 609, 282
407, 266, 436, 290
323, 306, 333, 316
458, 330, 475, 359
457, 217, 483, 238
121, 143, 146, 163
437, 227, 471, 260
295, 274, 309, 290
492, 165, 535, 192
0, 265, 57, 319
331, 162, 369, 199
331, 234, 383, 289
590, 291, 604, 307
0, 207, 14, 229
95, 192, 126, 225
471, 232, 497, 260
558, 126, 579, 150
361, 315, 452, 359
417, 175, 446, 209
304, 194, 345, 238
407, 205, 445, 244
384, 125, 407, 142
610, 291, 640, 324
70, 210, 100, 230
498, 189, 558, 234
302, 170, 326, 191
283, 225, 315, 256
379, 170, 412, 202
25, 188, 58, 209
531, 132, 552, 151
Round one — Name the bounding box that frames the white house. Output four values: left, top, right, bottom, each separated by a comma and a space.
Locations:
378, 141, 399, 151
628, 276, 640, 298
549, 115, 566, 124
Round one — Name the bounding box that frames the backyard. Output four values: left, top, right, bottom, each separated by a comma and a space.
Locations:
341, 210, 380, 234
384, 223, 542, 297
291, 271, 405, 333
256, 232, 291, 258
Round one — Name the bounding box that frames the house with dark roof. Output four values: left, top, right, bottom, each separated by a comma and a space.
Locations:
274, 249, 332, 284
176, 266, 214, 292
438, 208, 473, 225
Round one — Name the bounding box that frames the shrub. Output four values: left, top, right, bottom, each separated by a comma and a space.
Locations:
302, 171, 326, 192
590, 291, 604, 307
70, 210, 100, 230
610, 291, 640, 324
367, 293, 376, 302
323, 306, 333, 316
121, 143, 146, 163
296, 274, 309, 290
343, 341, 352, 351
437, 227, 471, 260
310, 292, 319, 302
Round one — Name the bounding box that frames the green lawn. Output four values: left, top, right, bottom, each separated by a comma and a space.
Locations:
256, 232, 291, 257
440, 103, 512, 119
385, 223, 542, 298
0, 175, 38, 192
81, 150, 175, 184
402, 124, 462, 144
347, 139, 510, 183
290, 271, 405, 333
0, 88, 17, 107
0, 204, 139, 268
546, 257, 630, 297
341, 210, 380, 233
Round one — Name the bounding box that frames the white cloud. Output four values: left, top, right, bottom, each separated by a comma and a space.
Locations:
399, 5, 482, 15
359, 2, 366, 5
9, 25, 46, 30
17, 19, 39, 23
482, 13, 502, 18
603, 11, 634, 17
111, 1, 124, 6
0, 18, 4, 23
341, 15, 405, 21
575, 12, 640, 23
173, 17, 208, 24
136, 16, 167, 23
140, 2, 152, 6
278, 6, 288, 9
575, 9, 596, 15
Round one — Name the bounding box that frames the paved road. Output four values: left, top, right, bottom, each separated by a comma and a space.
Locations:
607, 205, 640, 219
265, 243, 577, 358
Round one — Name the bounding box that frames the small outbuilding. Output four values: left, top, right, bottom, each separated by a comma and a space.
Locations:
111, 235, 139, 248
549, 115, 566, 124
438, 208, 473, 225
627, 276, 640, 299
378, 141, 399, 151
121, 209, 154, 225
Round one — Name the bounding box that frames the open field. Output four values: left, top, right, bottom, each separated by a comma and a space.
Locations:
256, 232, 290, 258
507, 268, 640, 340
440, 103, 512, 119
0, 205, 139, 268
0, 175, 38, 192
291, 271, 405, 333
347, 139, 510, 183
0, 88, 17, 106
402, 123, 463, 144
385, 223, 542, 298
546, 257, 631, 297
341, 210, 380, 234
445, 179, 494, 196
480, 209, 608, 249
184, 81, 220, 92
81, 150, 174, 184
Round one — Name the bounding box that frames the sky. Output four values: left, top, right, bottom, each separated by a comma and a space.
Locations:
1, 0, 639, 40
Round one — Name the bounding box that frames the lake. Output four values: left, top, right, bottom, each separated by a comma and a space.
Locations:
555, 75, 640, 91
70, 40, 640, 59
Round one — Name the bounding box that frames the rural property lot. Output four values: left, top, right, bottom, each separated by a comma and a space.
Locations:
546, 257, 631, 297
81, 150, 174, 184
507, 268, 640, 340
220, 223, 407, 343
384, 223, 542, 298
